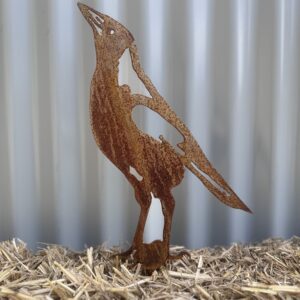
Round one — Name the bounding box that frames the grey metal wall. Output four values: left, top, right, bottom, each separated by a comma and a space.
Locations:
0, 0, 299, 250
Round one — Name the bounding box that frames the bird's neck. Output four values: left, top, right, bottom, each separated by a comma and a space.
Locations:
95, 58, 119, 86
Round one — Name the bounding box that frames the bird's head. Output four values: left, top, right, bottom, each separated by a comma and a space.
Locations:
78, 2, 134, 63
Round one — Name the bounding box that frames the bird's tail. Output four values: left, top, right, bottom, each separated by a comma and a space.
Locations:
180, 137, 251, 213
160, 135, 252, 213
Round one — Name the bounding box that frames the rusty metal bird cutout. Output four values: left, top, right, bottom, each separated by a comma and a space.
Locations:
78, 2, 251, 271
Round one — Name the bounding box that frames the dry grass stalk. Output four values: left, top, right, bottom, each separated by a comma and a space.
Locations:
0, 237, 299, 299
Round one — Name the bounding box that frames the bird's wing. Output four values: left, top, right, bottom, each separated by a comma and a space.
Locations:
128, 43, 251, 213
131, 94, 251, 213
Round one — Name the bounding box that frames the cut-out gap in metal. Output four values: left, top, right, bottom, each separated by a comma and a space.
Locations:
118, 49, 151, 97
129, 166, 143, 181
191, 162, 230, 197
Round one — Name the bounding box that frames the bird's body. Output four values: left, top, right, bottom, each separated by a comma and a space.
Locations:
90, 59, 184, 196
78, 2, 251, 271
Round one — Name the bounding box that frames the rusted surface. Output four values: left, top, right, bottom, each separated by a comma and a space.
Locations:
78, 2, 251, 271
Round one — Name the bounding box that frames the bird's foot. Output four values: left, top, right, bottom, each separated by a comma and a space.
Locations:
111, 246, 134, 260
167, 250, 190, 261
112, 242, 190, 273
133, 240, 169, 273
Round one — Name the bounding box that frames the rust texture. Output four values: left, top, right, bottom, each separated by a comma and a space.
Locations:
78, 2, 251, 271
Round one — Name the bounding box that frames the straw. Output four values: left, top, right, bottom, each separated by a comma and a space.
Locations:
0, 237, 299, 299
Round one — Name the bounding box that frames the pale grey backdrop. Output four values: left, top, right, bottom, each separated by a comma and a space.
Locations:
0, 0, 299, 250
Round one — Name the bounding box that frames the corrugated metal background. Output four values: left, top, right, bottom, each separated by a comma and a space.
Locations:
0, 0, 299, 250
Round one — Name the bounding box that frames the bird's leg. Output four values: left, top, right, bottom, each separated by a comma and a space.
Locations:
115, 185, 151, 259
132, 186, 152, 248
131, 191, 176, 271
160, 191, 175, 255
160, 192, 190, 261
126, 190, 189, 272
130, 189, 172, 271
132, 201, 151, 247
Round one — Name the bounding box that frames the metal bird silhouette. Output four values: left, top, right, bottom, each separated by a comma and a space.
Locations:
78, 2, 251, 271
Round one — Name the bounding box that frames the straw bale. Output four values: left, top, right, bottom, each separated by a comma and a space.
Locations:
0, 237, 300, 299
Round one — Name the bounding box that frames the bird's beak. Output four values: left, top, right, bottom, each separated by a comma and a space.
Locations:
77, 2, 105, 34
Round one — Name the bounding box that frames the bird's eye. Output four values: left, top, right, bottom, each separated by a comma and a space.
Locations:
109, 29, 115, 35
